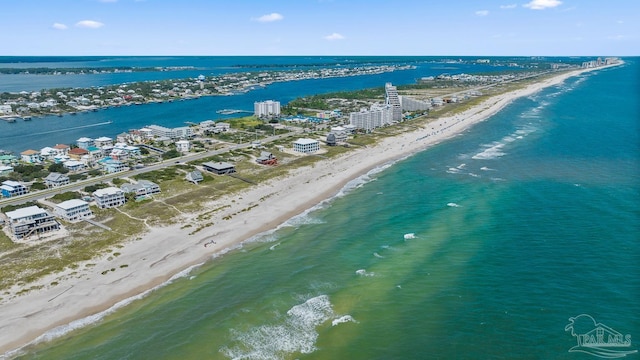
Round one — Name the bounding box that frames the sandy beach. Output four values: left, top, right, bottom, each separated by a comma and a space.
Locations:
0, 64, 620, 357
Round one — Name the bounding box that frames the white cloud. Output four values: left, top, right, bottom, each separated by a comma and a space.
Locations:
52, 23, 68, 30
475, 10, 489, 16
500, 4, 517, 9
324, 33, 345, 41
523, 0, 562, 10
253, 13, 284, 23
75, 20, 105, 28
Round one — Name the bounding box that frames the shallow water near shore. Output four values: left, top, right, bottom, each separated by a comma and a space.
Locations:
12, 61, 640, 359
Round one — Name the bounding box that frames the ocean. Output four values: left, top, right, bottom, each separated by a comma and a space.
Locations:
8, 58, 640, 359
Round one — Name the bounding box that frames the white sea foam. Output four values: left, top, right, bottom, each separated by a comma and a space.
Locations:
356, 269, 375, 277
480, 166, 495, 171
403, 233, 416, 240
468, 173, 480, 178
472, 142, 506, 160
269, 243, 281, 251
373, 252, 384, 258
472, 125, 538, 161
220, 295, 334, 359
447, 203, 461, 208
332, 315, 357, 326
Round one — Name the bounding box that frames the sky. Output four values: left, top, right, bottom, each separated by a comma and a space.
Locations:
1, 0, 638, 56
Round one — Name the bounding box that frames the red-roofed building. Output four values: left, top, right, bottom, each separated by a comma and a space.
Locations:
68, 147, 89, 160
52, 144, 70, 156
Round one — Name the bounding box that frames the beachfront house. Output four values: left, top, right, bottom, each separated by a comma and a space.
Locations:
120, 180, 160, 199
293, 138, 320, 154
202, 161, 236, 175
186, 170, 204, 184
44, 172, 70, 188
256, 151, 277, 165
93, 187, 126, 209
53, 199, 93, 222
1, 180, 28, 198
4, 205, 60, 240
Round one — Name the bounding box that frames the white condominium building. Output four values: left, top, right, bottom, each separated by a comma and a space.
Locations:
399, 95, 431, 111
349, 104, 393, 132
385, 82, 402, 122
254, 100, 281, 117
147, 125, 193, 139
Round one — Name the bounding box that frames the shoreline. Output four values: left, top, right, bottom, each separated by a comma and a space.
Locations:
0, 63, 622, 357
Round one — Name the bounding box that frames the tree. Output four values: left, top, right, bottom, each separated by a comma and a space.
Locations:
30, 182, 47, 190
161, 149, 181, 160
48, 163, 69, 174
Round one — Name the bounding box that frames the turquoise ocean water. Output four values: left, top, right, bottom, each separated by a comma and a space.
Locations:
9, 60, 640, 359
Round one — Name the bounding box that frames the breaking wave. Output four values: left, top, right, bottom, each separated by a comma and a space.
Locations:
332, 315, 357, 326
220, 295, 335, 359
356, 269, 375, 277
